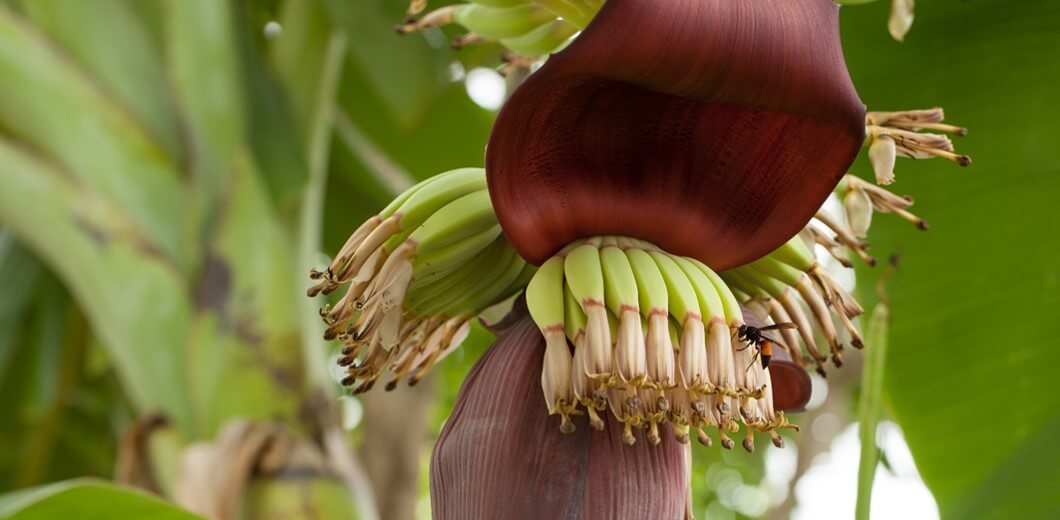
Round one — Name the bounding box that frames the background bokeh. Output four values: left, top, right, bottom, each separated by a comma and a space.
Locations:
0, 0, 1057, 519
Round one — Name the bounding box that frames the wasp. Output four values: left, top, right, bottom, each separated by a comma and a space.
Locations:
735, 323, 798, 369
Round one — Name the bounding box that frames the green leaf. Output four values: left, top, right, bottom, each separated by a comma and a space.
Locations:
186, 153, 304, 435
164, 0, 245, 251
0, 138, 194, 429
0, 5, 315, 439
0, 7, 184, 262
322, 0, 450, 130
297, 31, 348, 394
0, 231, 42, 374
268, 0, 332, 142
0, 234, 131, 489
0, 479, 204, 520
21, 0, 182, 157
233, 0, 310, 213
324, 81, 496, 252
164, 0, 243, 175
335, 70, 495, 181
856, 301, 890, 519
842, 1, 1060, 518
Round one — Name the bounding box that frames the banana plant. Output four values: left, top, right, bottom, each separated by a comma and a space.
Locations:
0, 0, 485, 517
312, 1, 976, 517
2, 0, 1056, 518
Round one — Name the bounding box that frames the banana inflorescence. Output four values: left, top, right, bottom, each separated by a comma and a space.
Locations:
397, 0, 600, 58
311, 104, 970, 449
308, 168, 533, 394
721, 236, 865, 379
866, 107, 969, 185
526, 237, 797, 451
805, 108, 970, 268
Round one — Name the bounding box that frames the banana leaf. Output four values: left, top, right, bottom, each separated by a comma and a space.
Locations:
843, 1, 1060, 517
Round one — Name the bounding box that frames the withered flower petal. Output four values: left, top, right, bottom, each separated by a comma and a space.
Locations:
487, 0, 865, 270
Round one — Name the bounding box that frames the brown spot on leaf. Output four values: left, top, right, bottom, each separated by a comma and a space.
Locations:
193, 256, 302, 391
195, 255, 233, 315
73, 215, 111, 248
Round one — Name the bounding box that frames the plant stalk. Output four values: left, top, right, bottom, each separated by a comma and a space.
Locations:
856, 299, 890, 519
334, 109, 415, 195
298, 31, 348, 395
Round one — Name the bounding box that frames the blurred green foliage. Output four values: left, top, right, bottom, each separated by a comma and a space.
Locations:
843, 1, 1060, 518
0, 236, 132, 488
0, 0, 499, 516
0, 479, 204, 519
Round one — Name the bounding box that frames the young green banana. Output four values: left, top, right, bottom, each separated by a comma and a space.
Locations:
356, 188, 496, 325
733, 266, 829, 375
675, 257, 742, 398
468, 0, 526, 7
746, 254, 853, 360
500, 18, 578, 55
535, 0, 593, 28
402, 188, 496, 253
693, 260, 743, 325
565, 285, 606, 430
564, 243, 612, 384
527, 256, 578, 432
625, 248, 676, 392
311, 168, 486, 299
768, 235, 817, 273
648, 252, 707, 395
406, 236, 509, 315
601, 245, 647, 387
454, 3, 556, 40
452, 245, 530, 315
671, 256, 724, 394
409, 224, 502, 287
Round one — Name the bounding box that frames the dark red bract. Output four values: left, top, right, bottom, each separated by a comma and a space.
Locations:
769, 360, 813, 413
430, 316, 689, 519
486, 0, 866, 269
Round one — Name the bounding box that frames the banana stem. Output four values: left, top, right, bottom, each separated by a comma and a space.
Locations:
856, 300, 890, 520
299, 32, 347, 395
334, 109, 415, 195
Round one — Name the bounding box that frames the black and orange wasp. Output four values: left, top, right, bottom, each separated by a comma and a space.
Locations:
735, 323, 798, 369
